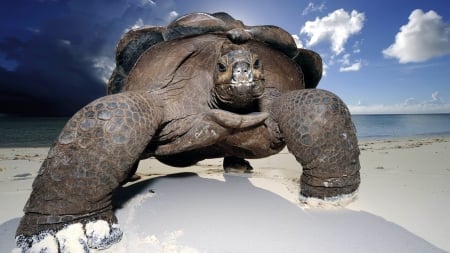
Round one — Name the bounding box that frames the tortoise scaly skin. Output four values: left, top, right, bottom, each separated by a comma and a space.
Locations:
16, 12, 360, 252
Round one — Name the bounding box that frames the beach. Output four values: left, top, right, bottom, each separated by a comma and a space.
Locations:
0, 137, 449, 252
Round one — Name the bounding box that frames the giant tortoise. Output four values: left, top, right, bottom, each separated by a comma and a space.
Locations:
16, 12, 360, 252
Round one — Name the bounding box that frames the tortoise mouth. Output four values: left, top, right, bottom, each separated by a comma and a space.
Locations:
215, 79, 265, 109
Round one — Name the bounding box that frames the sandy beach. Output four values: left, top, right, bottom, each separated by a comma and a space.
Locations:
0, 137, 449, 252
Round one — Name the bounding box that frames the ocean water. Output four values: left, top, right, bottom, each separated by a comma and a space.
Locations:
0, 117, 68, 147
352, 114, 450, 140
1, 114, 450, 147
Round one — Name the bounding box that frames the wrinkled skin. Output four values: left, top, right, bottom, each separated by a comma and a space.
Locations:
16, 12, 360, 252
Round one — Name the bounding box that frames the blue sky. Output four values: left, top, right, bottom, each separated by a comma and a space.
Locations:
0, 0, 449, 116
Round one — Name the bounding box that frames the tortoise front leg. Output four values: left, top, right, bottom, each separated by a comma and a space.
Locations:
16, 91, 163, 252
272, 89, 360, 203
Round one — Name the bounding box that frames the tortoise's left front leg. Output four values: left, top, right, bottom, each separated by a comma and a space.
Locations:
16, 91, 163, 252
271, 89, 360, 204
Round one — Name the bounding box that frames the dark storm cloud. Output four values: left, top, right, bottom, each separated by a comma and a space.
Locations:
0, 37, 26, 63
0, 0, 176, 116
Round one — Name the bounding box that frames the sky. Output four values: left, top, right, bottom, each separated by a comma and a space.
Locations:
0, 0, 449, 116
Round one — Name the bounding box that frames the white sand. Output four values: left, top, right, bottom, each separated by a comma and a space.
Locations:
0, 137, 449, 252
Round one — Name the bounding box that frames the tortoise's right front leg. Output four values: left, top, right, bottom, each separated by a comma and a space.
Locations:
16, 91, 163, 252
271, 89, 360, 205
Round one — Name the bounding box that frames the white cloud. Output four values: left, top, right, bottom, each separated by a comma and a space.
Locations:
322, 62, 328, 76
300, 9, 365, 55
140, 0, 156, 6
291, 34, 303, 48
27, 27, 41, 34
302, 2, 326, 16
349, 103, 450, 114
167, 10, 179, 22
122, 10, 178, 34
404, 97, 418, 106
92, 56, 115, 84
58, 39, 71, 46
383, 9, 450, 63
124, 18, 144, 32
431, 91, 442, 103
339, 61, 361, 72
337, 53, 362, 72
352, 40, 362, 53
349, 92, 450, 114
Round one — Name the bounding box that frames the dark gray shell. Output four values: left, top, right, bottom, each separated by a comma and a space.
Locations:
107, 12, 322, 94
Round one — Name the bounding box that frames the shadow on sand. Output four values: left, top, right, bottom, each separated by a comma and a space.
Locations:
1, 173, 446, 252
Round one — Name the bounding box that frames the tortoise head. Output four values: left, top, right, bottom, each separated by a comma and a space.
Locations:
213, 49, 265, 109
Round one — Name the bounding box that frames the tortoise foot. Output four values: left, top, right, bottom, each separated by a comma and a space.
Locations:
16, 211, 122, 252
223, 156, 253, 174
16, 223, 89, 253
299, 184, 359, 208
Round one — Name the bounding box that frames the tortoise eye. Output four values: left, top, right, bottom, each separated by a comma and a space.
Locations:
253, 59, 260, 69
217, 62, 227, 72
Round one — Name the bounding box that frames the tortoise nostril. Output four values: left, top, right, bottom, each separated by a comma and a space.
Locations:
232, 62, 252, 82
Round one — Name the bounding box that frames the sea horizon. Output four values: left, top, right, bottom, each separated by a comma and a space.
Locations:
1, 113, 450, 147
